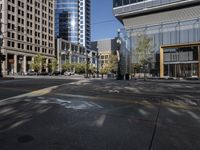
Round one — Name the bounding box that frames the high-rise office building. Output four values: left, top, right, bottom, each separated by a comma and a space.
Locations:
113, 0, 200, 78
55, 0, 91, 49
0, 0, 55, 76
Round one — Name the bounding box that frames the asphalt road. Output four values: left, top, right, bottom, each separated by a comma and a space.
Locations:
0, 78, 77, 100
0, 78, 200, 150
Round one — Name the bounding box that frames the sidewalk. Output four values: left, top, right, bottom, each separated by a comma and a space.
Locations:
134, 78, 200, 84
5, 75, 85, 80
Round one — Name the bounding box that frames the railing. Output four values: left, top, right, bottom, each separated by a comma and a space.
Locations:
113, 0, 193, 15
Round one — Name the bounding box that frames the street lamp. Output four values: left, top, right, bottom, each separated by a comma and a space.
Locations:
85, 50, 89, 78
96, 47, 100, 78
116, 29, 122, 80
0, 31, 4, 78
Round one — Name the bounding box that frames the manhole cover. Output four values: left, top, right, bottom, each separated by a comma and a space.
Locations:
18, 135, 34, 143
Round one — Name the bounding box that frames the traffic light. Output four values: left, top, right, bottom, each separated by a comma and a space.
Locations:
1, 55, 5, 61
0, 53, 6, 61
0, 38, 3, 47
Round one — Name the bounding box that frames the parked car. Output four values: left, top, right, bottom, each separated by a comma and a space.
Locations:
27, 71, 37, 76
64, 71, 72, 76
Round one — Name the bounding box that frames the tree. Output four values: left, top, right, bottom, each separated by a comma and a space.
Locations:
135, 34, 154, 79
31, 54, 45, 72
108, 54, 118, 73
49, 58, 58, 72
100, 54, 118, 74
99, 67, 107, 74
62, 62, 72, 72
74, 63, 86, 74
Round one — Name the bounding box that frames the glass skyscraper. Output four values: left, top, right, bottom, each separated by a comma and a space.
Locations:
55, 0, 91, 49
113, 0, 200, 78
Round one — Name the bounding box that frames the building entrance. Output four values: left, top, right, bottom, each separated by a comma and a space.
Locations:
161, 44, 200, 78
164, 63, 198, 77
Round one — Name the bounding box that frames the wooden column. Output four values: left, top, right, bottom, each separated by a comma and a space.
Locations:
160, 47, 164, 78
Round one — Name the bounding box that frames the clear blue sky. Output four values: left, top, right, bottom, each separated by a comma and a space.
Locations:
91, 0, 123, 41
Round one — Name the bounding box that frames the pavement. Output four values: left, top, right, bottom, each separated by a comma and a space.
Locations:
6, 74, 85, 80
0, 78, 200, 150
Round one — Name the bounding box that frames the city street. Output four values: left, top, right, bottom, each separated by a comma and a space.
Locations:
0, 78, 200, 150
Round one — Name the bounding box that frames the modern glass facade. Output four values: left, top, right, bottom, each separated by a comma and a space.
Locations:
114, 0, 187, 8
127, 18, 200, 59
113, 0, 200, 77
125, 17, 200, 77
113, 0, 197, 17
55, 0, 78, 43
55, 0, 91, 48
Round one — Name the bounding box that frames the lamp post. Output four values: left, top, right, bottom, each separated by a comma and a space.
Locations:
85, 50, 89, 78
0, 31, 4, 78
96, 48, 99, 78
116, 29, 122, 80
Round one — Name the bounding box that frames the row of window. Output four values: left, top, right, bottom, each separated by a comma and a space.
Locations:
8, 13, 53, 28
8, 5, 53, 17
8, 0, 53, 7
7, 31, 54, 46
7, 40, 54, 54
8, 2, 54, 16
8, 32, 53, 44
7, 21, 53, 36
100, 55, 110, 60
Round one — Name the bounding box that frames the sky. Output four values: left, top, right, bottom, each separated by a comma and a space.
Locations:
91, 0, 123, 41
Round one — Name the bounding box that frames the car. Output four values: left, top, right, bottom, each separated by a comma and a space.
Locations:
27, 71, 37, 76
64, 71, 71, 76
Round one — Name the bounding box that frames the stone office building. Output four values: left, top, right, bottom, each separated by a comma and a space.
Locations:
0, 0, 55, 76
56, 38, 86, 72
113, 0, 200, 78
